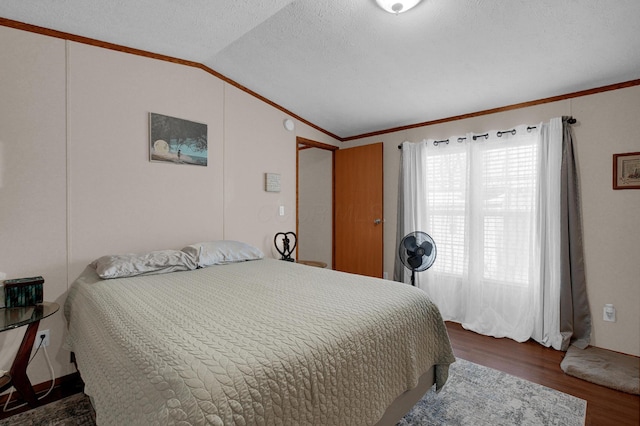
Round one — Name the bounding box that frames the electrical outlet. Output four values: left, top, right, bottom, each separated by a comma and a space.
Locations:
603, 305, 616, 322
39, 329, 50, 347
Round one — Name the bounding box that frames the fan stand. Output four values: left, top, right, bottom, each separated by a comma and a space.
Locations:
410, 269, 416, 286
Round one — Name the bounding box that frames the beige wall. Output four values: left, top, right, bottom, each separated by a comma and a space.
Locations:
343, 88, 640, 357
223, 85, 298, 257
66, 42, 226, 280
298, 148, 333, 266
0, 26, 338, 387
0, 26, 68, 382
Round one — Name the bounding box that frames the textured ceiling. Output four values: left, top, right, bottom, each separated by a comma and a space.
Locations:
2, 0, 640, 138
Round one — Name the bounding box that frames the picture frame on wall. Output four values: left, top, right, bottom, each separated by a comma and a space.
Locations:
149, 112, 208, 166
613, 152, 640, 189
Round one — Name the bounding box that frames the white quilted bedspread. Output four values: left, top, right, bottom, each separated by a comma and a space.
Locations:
64, 259, 454, 425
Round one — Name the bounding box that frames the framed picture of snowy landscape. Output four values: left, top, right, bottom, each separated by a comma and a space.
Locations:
149, 112, 208, 166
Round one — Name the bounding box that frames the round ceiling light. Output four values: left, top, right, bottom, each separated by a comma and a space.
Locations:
375, 0, 422, 14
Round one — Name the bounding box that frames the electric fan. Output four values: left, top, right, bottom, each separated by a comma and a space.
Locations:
398, 231, 437, 286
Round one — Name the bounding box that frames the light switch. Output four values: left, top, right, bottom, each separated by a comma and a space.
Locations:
279, 205, 285, 216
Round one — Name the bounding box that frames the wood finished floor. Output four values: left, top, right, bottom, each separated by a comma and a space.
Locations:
446, 321, 640, 426
1, 322, 638, 424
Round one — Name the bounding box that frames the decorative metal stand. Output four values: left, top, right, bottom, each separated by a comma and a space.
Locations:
274, 232, 297, 261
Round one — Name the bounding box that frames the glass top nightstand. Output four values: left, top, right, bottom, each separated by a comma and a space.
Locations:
1, 302, 59, 332
0, 302, 59, 408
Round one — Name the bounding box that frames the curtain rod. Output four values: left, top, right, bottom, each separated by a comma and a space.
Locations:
397, 117, 577, 149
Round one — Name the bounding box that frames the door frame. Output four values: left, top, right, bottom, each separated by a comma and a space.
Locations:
296, 137, 339, 266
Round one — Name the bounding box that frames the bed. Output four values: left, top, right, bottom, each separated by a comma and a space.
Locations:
64, 243, 455, 425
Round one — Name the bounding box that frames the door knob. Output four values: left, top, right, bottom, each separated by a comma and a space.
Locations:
374, 218, 382, 225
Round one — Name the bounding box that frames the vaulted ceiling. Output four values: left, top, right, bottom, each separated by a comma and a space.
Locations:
2, 0, 640, 139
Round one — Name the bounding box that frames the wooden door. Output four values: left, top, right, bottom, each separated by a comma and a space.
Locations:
334, 142, 383, 277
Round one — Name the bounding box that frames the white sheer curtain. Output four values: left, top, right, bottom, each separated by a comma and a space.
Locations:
397, 118, 565, 347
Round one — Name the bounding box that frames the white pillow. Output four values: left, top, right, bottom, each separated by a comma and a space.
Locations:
91, 249, 197, 279
181, 240, 264, 268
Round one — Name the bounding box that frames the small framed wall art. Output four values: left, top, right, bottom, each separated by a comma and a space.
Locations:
149, 112, 208, 166
613, 152, 640, 189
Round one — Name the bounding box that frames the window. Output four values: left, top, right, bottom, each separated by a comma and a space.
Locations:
398, 117, 587, 349
424, 136, 539, 287
398, 123, 557, 343
426, 149, 467, 276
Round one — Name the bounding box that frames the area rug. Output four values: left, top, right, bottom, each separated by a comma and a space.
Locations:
399, 358, 586, 426
561, 345, 640, 395
0, 392, 95, 426
0, 359, 586, 425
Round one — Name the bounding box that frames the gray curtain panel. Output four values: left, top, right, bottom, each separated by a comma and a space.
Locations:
559, 116, 592, 350
394, 143, 406, 282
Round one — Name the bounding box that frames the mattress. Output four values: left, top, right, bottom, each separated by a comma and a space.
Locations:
64, 258, 454, 425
